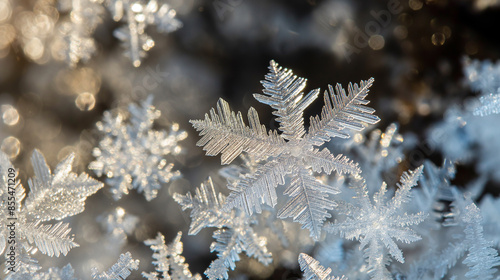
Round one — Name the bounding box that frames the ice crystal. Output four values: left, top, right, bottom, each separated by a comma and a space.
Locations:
480, 195, 500, 247
190, 60, 379, 240
299, 253, 346, 280
326, 166, 426, 279
142, 231, 201, 280
473, 93, 500, 116
89, 95, 187, 201
435, 193, 500, 280
173, 177, 272, 279
56, 0, 105, 67
0, 149, 103, 268
91, 252, 140, 280
5, 263, 77, 280
104, 0, 182, 67
411, 159, 455, 228
464, 58, 500, 95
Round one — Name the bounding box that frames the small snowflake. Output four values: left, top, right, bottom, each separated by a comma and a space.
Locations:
89, 95, 187, 201
326, 166, 426, 279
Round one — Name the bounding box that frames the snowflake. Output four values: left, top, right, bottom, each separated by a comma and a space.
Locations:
434, 192, 500, 280
326, 166, 426, 279
56, 0, 104, 67
190, 60, 379, 240
0, 149, 103, 271
299, 253, 347, 280
142, 231, 201, 280
89, 95, 187, 201
173, 177, 272, 280
54, 0, 182, 67
104, 0, 182, 67
91, 252, 139, 280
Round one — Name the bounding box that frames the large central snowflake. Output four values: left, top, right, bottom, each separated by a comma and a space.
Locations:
191, 60, 379, 240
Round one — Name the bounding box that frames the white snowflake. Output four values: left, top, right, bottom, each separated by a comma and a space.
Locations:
326, 166, 426, 279
89, 95, 187, 201
190, 60, 379, 240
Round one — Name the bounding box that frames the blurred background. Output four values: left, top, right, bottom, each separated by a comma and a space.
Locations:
1, 0, 500, 278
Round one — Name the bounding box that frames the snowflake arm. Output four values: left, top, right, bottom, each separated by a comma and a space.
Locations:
22, 221, 79, 257
253, 60, 320, 141
24, 149, 104, 221
190, 98, 286, 164
6, 263, 77, 280
142, 232, 201, 280
223, 157, 291, 215
298, 253, 346, 280
307, 78, 380, 146
278, 168, 340, 240
174, 178, 272, 280
91, 252, 140, 280
462, 202, 500, 279
173, 177, 229, 235
206, 226, 272, 280
302, 148, 360, 175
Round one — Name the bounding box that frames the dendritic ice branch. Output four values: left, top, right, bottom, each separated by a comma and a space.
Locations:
142, 231, 201, 280
173, 177, 272, 280
56, 0, 105, 67
190, 60, 379, 240
299, 253, 346, 280
0, 149, 103, 270
104, 0, 182, 67
91, 252, 140, 280
326, 166, 426, 279
89, 95, 187, 201
6, 263, 77, 280
434, 193, 500, 280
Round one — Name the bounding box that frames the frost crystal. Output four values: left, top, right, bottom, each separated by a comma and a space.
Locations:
173, 177, 272, 280
0, 149, 103, 268
89, 95, 187, 201
104, 0, 182, 67
56, 0, 105, 67
299, 253, 346, 280
91, 252, 140, 280
142, 231, 201, 280
473, 93, 500, 116
435, 193, 500, 279
326, 166, 426, 279
6, 263, 77, 280
190, 60, 379, 240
